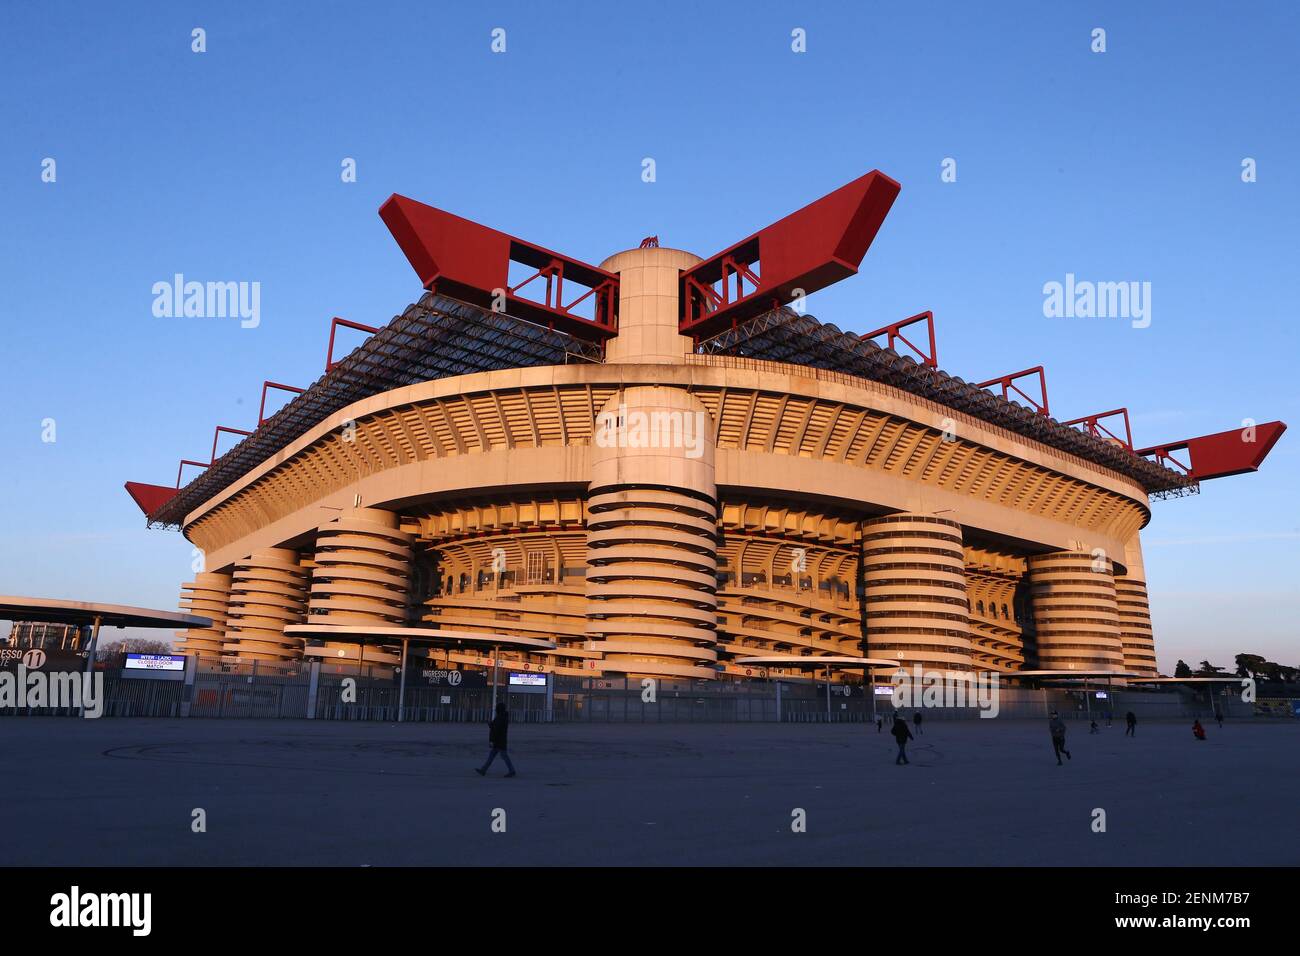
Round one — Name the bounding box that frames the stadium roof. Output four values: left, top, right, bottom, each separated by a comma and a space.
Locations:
139, 293, 602, 529
697, 307, 1197, 495
136, 293, 1201, 531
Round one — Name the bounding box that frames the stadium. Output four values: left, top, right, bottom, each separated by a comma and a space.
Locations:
124, 171, 1285, 696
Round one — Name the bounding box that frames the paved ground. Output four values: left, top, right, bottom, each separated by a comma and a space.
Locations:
2, 717, 1294, 866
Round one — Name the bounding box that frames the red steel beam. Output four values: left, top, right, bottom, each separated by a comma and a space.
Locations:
259, 380, 305, 426
863, 311, 938, 368
976, 366, 1050, 417
1136, 421, 1287, 481
379, 194, 618, 340
679, 170, 901, 340
176, 459, 209, 489
326, 317, 381, 371
1062, 408, 1133, 451
210, 425, 254, 465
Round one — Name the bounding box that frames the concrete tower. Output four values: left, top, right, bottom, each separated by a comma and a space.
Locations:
584, 247, 719, 680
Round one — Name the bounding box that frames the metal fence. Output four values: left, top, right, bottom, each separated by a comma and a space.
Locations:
0, 662, 1267, 724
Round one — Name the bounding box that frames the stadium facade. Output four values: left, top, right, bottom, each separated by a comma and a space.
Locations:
126, 171, 1285, 686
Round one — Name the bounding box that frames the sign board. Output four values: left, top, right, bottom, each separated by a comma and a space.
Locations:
0, 646, 88, 672
125, 654, 186, 672
123, 653, 188, 681
1095, 691, 1109, 699
508, 672, 548, 694
417, 667, 486, 688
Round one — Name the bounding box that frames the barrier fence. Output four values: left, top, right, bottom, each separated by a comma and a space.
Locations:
0, 660, 1269, 723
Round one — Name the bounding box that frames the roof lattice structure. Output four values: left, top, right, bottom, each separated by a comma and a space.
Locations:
146, 293, 602, 528
696, 307, 1197, 495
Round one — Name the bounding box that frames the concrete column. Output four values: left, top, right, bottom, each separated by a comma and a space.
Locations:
224, 547, 309, 662
1026, 550, 1124, 672
305, 506, 413, 669
176, 570, 232, 662
584, 386, 719, 680
861, 513, 973, 676
307, 507, 413, 624
1116, 534, 1158, 678
600, 247, 700, 365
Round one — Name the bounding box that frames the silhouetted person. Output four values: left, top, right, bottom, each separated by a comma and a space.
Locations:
892, 715, 913, 765
1125, 711, 1137, 737
1089, 719, 1099, 735
876, 715, 883, 733
1192, 720, 1207, 741
475, 702, 516, 777
1214, 708, 1223, 729
913, 710, 924, 735
1049, 711, 1071, 765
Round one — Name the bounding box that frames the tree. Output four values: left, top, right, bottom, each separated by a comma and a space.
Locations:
1174, 659, 1192, 678
95, 637, 174, 661
1194, 660, 1225, 676
1231, 653, 1296, 684
1235, 653, 1267, 679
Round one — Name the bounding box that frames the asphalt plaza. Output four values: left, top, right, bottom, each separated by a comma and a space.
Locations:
3, 717, 1294, 866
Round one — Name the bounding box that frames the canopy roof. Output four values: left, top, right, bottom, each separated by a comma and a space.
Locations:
0, 595, 210, 629
283, 624, 556, 651
735, 656, 900, 670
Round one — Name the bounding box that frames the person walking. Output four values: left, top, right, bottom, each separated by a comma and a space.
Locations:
1214, 707, 1223, 729
1089, 719, 1100, 735
1049, 711, 1072, 765
1192, 719, 1207, 741
475, 701, 516, 777
892, 714, 913, 765
876, 715, 884, 733
1125, 711, 1137, 737
912, 710, 924, 735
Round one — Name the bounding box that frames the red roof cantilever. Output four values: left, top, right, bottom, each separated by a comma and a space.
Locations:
1136, 421, 1287, 481
380, 194, 619, 340
124, 481, 179, 517
381, 171, 900, 345
679, 170, 901, 340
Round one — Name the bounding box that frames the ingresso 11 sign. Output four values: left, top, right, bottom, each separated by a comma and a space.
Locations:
124, 654, 186, 672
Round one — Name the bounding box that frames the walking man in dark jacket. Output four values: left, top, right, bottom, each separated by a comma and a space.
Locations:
892, 715, 913, 765
1125, 711, 1137, 737
475, 702, 516, 777
1049, 711, 1072, 765
912, 710, 924, 735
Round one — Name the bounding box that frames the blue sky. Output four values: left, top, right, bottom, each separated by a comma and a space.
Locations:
1, 1, 1295, 672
